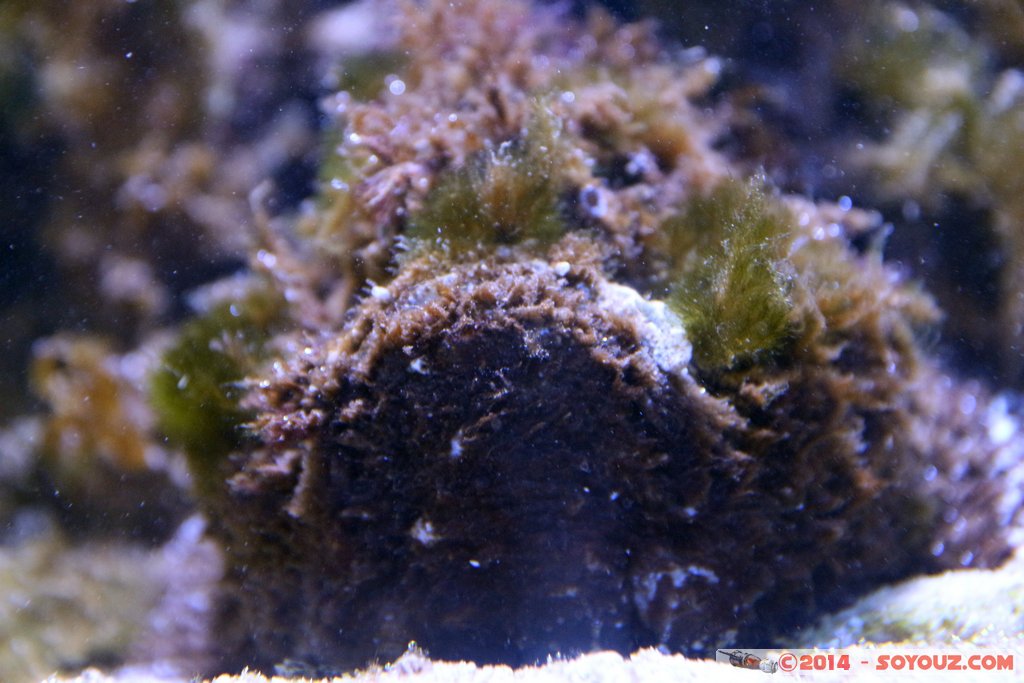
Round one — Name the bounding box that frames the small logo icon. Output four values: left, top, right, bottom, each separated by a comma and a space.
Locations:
716, 649, 779, 674
776, 651, 798, 672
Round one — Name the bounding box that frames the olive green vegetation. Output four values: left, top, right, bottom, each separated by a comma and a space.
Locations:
846, 1, 1024, 213
0, 536, 165, 683
840, 2, 1009, 206
0, 2, 29, 31
405, 106, 568, 252
308, 128, 360, 259
839, 2, 1024, 386
149, 286, 285, 496
666, 178, 796, 371
334, 52, 407, 102
844, 3, 983, 112
315, 53, 407, 199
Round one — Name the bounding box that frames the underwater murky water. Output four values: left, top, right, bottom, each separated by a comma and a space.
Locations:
2, 1, 1024, 682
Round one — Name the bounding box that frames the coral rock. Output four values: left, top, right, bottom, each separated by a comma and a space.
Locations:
213, 250, 1017, 671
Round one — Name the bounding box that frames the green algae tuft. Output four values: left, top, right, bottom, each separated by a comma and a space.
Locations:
406, 105, 569, 253
665, 177, 796, 371
149, 285, 284, 497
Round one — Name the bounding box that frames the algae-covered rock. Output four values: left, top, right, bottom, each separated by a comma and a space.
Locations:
219, 241, 1018, 670
148, 279, 287, 501
192, 0, 1024, 673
